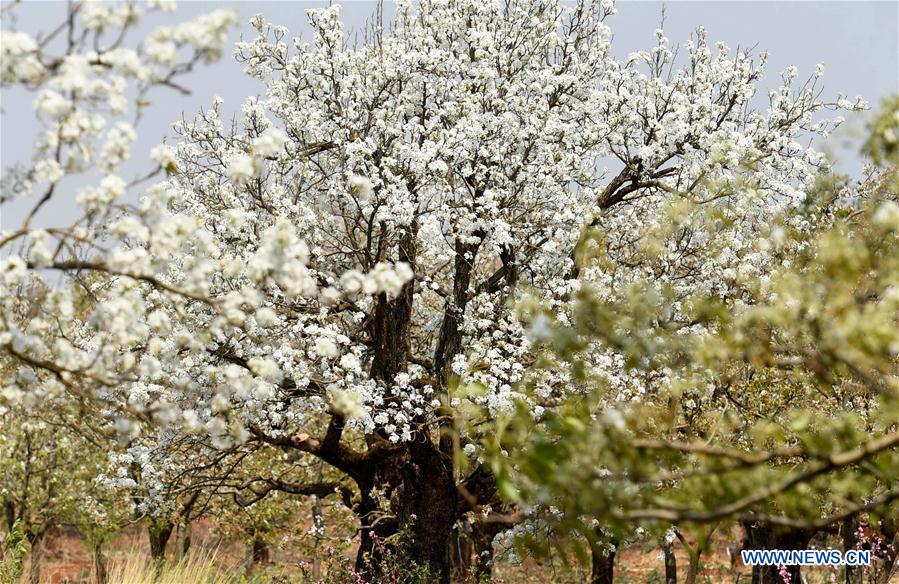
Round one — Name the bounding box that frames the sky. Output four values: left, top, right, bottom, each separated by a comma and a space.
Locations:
1, 0, 897, 232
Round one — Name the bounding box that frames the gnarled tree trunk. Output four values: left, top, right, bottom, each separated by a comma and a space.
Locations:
354, 223, 462, 583
353, 437, 458, 582
406, 439, 457, 581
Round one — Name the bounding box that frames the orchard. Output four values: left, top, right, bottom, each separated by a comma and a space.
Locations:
1, 1, 897, 583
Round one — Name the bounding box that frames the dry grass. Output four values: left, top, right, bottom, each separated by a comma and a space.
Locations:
104, 549, 234, 584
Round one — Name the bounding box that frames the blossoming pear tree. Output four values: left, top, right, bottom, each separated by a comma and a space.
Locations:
0, 0, 869, 580
0, 0, 240, 573
0, 352, 126, 584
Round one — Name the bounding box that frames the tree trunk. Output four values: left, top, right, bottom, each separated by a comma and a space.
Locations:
175, 520, 192, 559
685, 551, 701, 584
589, 535, 617, 584
451, 518, 498, 583
661, 536, 677, 584
251, 535, 270, 566
674, 527, 708, 584
877, 532, 899, 584
148, 521, 174, 563
353, 439, 457, 583
741, 521, 814, 584
90, 544, 108, 584
450, 523, 476, 582
841, 515, 863, 584
26, 530, 45, 584
356, 221, 458, 582
404, 439, 457, 582
3, 500, 14, 532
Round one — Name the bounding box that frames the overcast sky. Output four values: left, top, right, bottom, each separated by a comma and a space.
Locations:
1, 1, 897, 231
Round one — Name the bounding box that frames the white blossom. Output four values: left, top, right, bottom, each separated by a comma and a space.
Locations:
252, 127, 288, 156
225, 152, 260, 186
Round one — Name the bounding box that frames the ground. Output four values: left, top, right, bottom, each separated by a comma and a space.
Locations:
25, 521, 899, 583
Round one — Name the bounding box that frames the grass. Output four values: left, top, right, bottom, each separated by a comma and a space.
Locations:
104, 549, 236, 584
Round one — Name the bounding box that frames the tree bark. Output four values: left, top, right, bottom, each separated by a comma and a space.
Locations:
148, 521, 174, 563
451, 518, 499, 583
3, 500, 14, 532
407, 439, 457, 582
353, 449, 458, 583
26, 530, 45, 584
589, 534, 617, 584
879, 532, 899, 584
250, 535, 270, 566
175, 520, 192, 559
661, 536, 677, 584
90, 544, 108, 584
354, 221, 460, 582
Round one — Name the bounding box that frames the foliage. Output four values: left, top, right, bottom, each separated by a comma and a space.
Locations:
0, 520, 27, 584
866, 96, 899, 167
482, 105, 899, 560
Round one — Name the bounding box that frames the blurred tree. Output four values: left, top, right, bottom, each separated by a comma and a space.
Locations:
482, 99, 899, 583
